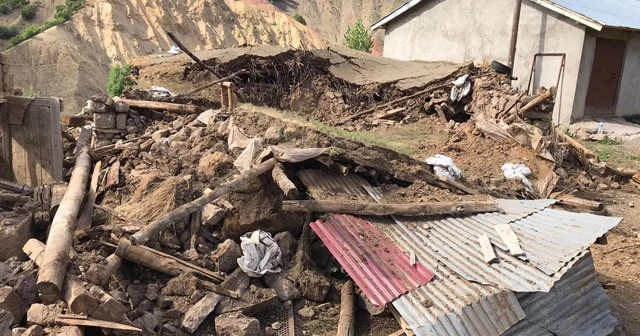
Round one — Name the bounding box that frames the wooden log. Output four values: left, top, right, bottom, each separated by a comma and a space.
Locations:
0, 193, 30, 204
115, 239, 224, 283
0, 178, 33, 195
131, 157, 278, 245
556, 129, 599, 168
55, 315, 141, 332
189, 210, 201, 250
37, 126, 93, 304
180, 293, 222, 333
23, 239, 98, 315
606, 166, 640, 178
272, 164, 298, 199
434, 104, 448, 123
86, 254, 122, 286
478, 234, 498, 264
49, 182, 68, 219
76, 161, 102, 231
281, 200, 500, 216
118, 99, 198, 114
199, 280, 240, 299
493, 224, 525, 257
337, 280, 355, 336
551, 193, 604, 211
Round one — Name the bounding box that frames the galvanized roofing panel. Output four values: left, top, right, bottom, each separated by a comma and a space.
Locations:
503, 253, 618, 336
310, 214, 435, 306
372, 0, 640, 31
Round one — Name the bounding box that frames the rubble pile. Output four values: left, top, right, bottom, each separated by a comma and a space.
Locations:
0, 45, 635, 336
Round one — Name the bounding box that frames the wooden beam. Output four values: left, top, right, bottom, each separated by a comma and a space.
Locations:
282, 200, 501, 216
478, 233, 498, 264
37, 126, 93, 304
0, 178, 33, 195
272, 164, 298, 199
337, 280, 355, 336
118, 99, 198, 114
375, 107, 406, 120
163, 70, 247, 101
493, 224, 525, 257
55, 315, 141, 332
551, 193, 604, 212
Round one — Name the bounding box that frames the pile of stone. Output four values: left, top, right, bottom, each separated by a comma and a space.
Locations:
84, 94, 148, 148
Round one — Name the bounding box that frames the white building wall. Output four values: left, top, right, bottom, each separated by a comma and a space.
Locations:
383, 0, 586, 125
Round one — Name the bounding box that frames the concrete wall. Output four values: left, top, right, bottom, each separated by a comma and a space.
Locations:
615, 32, 640, 117
383, 0, 587, 125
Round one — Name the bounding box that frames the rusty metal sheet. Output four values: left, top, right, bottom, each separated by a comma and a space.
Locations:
310, 214, 434, 306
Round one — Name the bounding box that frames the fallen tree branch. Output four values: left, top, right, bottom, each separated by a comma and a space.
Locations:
337, 280, 355, 336
37, 126, 93, 304
282, 200, 500, 216
118, 99, 198, 114
115, 239, 224, 283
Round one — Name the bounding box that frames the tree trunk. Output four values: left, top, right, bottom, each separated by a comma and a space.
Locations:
37, 126, 92, 304
337, 280, 355, 336
282, 200, 500, 216
23, 239, 98, 315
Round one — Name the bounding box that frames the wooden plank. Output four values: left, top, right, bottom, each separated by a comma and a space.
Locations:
104, 160, 120, 189
493, 224, 525, 257
37, 105, 51, 183
478, 233, 498, 264
76, 161, 102, 231
375, 107, 406, 120
55, 315, 141, 332
0, 103, 12, 180
49, 99, 64, 182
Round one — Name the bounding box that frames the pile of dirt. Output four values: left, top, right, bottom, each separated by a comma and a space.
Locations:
4, 0, 326, 114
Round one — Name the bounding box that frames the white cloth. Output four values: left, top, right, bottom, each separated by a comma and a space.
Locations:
502, 162, 533, 190
237, 230, 282, 277
168, 45, 182, 54
450, 74, 472, 102
426, 154, 462, 180
147, 86, 174, 99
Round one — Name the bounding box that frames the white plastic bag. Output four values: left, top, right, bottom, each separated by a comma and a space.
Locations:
450, 74, 472, 102
168, 45, 182, 54
237, 230, 282, 278
502, 163, 533, 190
426, 155, 462, 180
147, 86, 174, 99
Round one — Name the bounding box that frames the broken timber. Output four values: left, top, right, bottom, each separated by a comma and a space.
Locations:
118, 99, 198, 114
56, 315, 141, 332
478, 234, 498, 264
337, 280, 355, 336
272, 164, 298, 199
494, 224, 525, 257
164, 69, 248, 101
282, 200, 501, 216
115, 239, 224, 283
0, 178, 33, 195
23, 239, 98, 315
37, 126, 93, 304
181, 293, 222, 333
76, 161, 102, 231
551, 193, 604, 212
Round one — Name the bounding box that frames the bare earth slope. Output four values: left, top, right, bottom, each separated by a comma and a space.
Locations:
273, 0, 406, 44
4, 0, 325, 113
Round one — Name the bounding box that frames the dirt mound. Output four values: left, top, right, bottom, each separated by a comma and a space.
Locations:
4, 0, 325, 114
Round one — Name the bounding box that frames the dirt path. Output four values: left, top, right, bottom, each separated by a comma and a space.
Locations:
591, 188, 640, 336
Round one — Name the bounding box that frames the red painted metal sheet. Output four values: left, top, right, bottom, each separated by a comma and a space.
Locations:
310, 214, 434, 306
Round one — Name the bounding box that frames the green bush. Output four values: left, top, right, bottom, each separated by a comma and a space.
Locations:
8, 0, 84, 47
344, 17, 372, 52
21, 3, 36, 20
0, 25, 17, 39
107, 64, 133, 97
292, 13, 306, 25
0, 0, 25, 15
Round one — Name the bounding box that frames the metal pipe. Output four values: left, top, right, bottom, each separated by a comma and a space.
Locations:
508, 0, 523, 72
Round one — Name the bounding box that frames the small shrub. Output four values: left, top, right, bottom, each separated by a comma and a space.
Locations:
596, 136, 622, 146
21, 3, 37, 20
0, 25, 17, 39
623, 114, 640, 125
107, 63, 133, 97
292, 13, 306, 25
8, 0, 84, 47
344, 17, 372, 52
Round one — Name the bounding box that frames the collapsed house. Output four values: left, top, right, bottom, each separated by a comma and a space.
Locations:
0, 44, 635, 335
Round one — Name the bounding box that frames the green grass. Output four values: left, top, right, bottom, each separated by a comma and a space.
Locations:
595, 136, 622, 146
243, 104, 419, 156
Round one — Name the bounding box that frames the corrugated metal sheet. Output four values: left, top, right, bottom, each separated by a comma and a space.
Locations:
503, 253, 618, 336
372, 0, 640, 32
297, 169, 619, 335
310, 214, 435, 306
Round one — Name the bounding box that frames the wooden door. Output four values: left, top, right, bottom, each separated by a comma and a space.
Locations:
585, 38, 626, 118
